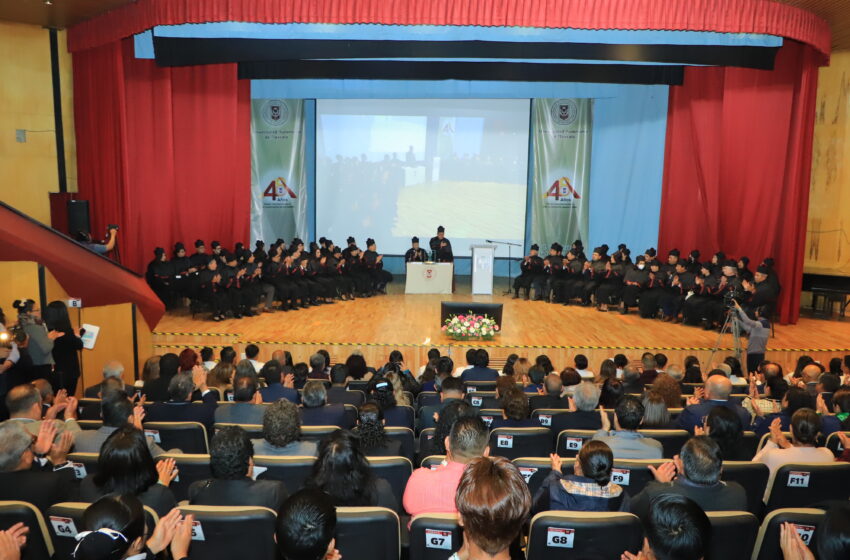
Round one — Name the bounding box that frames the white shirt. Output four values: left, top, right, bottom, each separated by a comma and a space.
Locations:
576, 369, 594, 380
249, 359, 264, 374
615, 368, 624, 379
453, 366, 472, 378
203, 360, 217, 371
753, 441, 834, 500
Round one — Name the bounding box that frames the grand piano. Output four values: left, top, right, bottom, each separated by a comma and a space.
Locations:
802, 273, 850, 317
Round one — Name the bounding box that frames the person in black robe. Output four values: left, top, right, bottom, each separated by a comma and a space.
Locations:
682, 263, 719, 326
327, 246, 356, 300
146, 247, 175, 307
219, 252, 248, 318
405, 237, 428, 263
571, 240, 587, 261
189, 239, 208, 271
534, 243, 562, 302
429, 226, 453, 262
198, 257, 229, 321
621, 255, 649, 314
685, 250, 701, 274
660, 261, 696, 322
704, 260, 744, 330
342, 236, 358, 260
344, 244, 371, 297
261, 252, 290, 312
363, 238, 393, 293
644, 247, 658, 264
742, 265, 778, 318
579, 245, 608, 306
709, 251, 726, 275
513, 244, 544, 299
288, 243, 321, 306
638, 260, 667, 318
737, 256, 754, 283
556, 248, 585, 304
253, 240, 268, 263
238, 249, 264, 316
659, 248, 680, 285
595, 252, 626, 312
309, 244, 338, 303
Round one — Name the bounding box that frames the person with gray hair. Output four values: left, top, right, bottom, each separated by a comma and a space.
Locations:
83, 360, 126, 398
678, 373, 752, 434
4, 383, 80, 439
144, 367, 218, 432
298, 380, 350, 428
251, 400, 317, 456
666, 365, 684, 382
622, 365, 645, 394
214, 372, 264, 425
529, 374, 569, 410
629, 436, 747, 518
639, 353, 659, 385
308, 353, 329, 381
551, 381, 604, 432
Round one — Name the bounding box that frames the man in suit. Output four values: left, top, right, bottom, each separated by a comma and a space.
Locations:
251, 400, 317, 456
307, 353, 329, 381
73, 390, 165, 456
592, 395, 663, 459
326, 364, 365, 407
678, 373, 751, 434
630, 436, 748, 519
259, 361, 299, 404
550, 381, 602, 433
638, 353, 659, 386
214, 373, 266, 425
0, 421, 77, 515
144, 368, 218, 433
460, 349, 499, 383
621, 366, 645, 395
418, 377, 465, 432
188, 425, 288, 510
529, 374, 569, 411
83, 361, 125, 398
429, 225, 453, 262
299, 380, 350, 428
5, 383, 81, 439
142, 352, 180, 402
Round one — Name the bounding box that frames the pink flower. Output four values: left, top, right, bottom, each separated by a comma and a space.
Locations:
494, 325, 500, 331
441, 326, 447, 331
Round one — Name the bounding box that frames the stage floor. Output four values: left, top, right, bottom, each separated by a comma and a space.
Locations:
152, 277, 850, 371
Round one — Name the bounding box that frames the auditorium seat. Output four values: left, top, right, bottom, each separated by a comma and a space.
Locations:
178, 505, 278, 560
824, 431, 849, 457
161, 453, 213, 502
465, 393, 500, 409
488, 428, 551, 460
417, 428, 439, 461
530, 409, 571, 430
752, 508, 826, 560
476, 409, 504, 429
464, 381, 497, 393
606, 459, 666, 496
637, 429, 690, 457
764, 463, 850, 511
143, 421, 209, 454
214, 423, 263, 439
346, 380, 369, 392
77, 420, 102, 430
409, 513, 462, 560
721, 461, 770, 515
252, 454, 314, 490
526, 511, 643, 559
741, 431, 760, 458
367, 457, 412, 511
555, 429, 596, 458
415, 392, 439, 410
756, 432, 790, 453
385, 427, 416, 462
327, 389, 365, 407
335, 507, 400, 560
0, 501, 54, 560
705, 511, 759, 560
300, 425, 342, 442
47, 502, 159, 560
344, 403, 360, 428
419, 455, 445, 469
511, 457, 556, 498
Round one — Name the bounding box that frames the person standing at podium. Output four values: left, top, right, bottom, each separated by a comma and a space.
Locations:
429, 226, 454, 262
513, 244, 544, 299
405, 237, 428, 263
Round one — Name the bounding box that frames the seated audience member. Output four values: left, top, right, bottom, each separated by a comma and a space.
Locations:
78, 377, 124, 421
754, 385, 840, 436
536, 354, 555, 374
74, 391, 165, 457
622, 495, 710, 560
696, 405, 748, 461
245, 343, 264, 373
219, 346, 237, 366
206, 361, 234, 397
144, 369, 218, 432
683, 356, 703, 384
599, 359, 618, 382
642, 391, 677, 429
744, 374, 787, 421
142, 352, 179, 402
512, 357, 531, 384
299, 380, 349, 428
308, 353, 329, 381
344, 352, 373, 382
779, 503, 850, 560
655, 353, 669, 375
141, 355, 161, 385
251, 400, 317, 456
5, 382, 80, 437
430, 400, 477, 456
419, 348, 442, 377
831, 388, 850, 430
0, 421, 76, 514
614, 354, 629, 379
214, 372, 265, 425
523, 366, 546, 394
454, 349, 477, 377
490, 387, 542, 429
75, 495, 193, 560
460, 349, 499, 383
419, 360, 439, 393
418, 376, 464, 432
352, 402, 401, 457
574, 354, 594, 380
593, 395, 663, 459
815, 372, 840, 411
276, 489, 340, 560
529, 374, 568, 410
630, 436, 747, 519
621, 366, 645, 395
259, 361, 299, 404
178, 348, 199, 374
366, 376, 409, 428
801, 363, 822, 397
552, 382, 603, 431
189, 426, 288, 510
293, 363, 310, 390
560, 367, 584, 395
80, 426, 177, 517
327, 364, 364, 406
753, 408, 834, 498
83, 360, 126, 398
201, 346, 216, 370
638, 353, 659, 385
724, 356, 748, 386
666, 365, 684, 383
404, 416, 490, 518
534, 441, 629, 513
600, 378, 626, 408
384, 368, 413, 406
651, 374, 683, 409
448, 456, 531, 560
678, 373, 751, 434
305, 429, 398, 512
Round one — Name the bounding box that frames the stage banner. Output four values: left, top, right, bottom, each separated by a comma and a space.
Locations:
250, 99, 308, 244
530, 98, 593, 248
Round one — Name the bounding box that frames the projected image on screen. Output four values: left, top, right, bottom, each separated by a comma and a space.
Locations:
316, 99, 530, 256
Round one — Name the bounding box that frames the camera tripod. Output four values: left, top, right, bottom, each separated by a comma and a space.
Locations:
707, 304, 743, 366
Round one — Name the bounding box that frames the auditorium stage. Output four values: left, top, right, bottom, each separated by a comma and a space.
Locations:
152, 277, 850, 373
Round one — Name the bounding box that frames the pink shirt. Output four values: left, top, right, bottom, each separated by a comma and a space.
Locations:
403, 460, 467, 519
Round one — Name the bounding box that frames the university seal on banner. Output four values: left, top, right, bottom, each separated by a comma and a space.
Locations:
550, 99, 579, 126
261, 99, 289, 127
423, 267, 435, 280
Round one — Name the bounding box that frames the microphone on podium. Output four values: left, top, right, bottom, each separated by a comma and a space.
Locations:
485, 239, 493, 243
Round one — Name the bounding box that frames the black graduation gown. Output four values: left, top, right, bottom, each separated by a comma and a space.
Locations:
536, 255, 562, 300
661, 271, 696, 317
639, 273, 667, 318
580, 260, 607, 303
596, 263, 626, 304
404, 248, 428, 263
682, 275, 720, 325
262, 260, 296, 307
363, 250, 393, 289
429, 236, 454, 262
744, 281, 778, 318
514, 255, 544, 292
622, 266, 650, 308
147, 260, 175, 306
199, 269, 229, 315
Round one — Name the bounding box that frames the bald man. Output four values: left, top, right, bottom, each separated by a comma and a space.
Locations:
678, 373, 751, 434
801, 364, 822, 397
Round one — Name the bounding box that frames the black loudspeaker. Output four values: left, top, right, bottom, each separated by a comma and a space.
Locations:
68, 199, 90, 237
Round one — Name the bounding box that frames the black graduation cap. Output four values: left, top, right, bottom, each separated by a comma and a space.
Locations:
573, 239, 583, 249
347, 236, 355, 244
594, 244, 609, 256
668, 248, 680, 257
211, 241, 221, 249
319, 237, 327, 245
739, 256, 750, 265
645, 248, 657, 257
174, 242, 185, 252
437, 225, 445, 233
714, 251, 726, 261
618, 243, 627, 251
530, 244, 539, 251
701, 261, 713, 271
194, 239, 204, 248
722, 259, 737, 268
635, 255, 646, 263
412, 237, 419, 244
154, 247, 165, 257
756, 265, 770, 274
255, 240, 265, 248
689, 250, 700, 259
366, 238, 375, 247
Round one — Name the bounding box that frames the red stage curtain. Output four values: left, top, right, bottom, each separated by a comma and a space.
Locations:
658, 40, 820, 325
68, 0, 831, 59
74, 39, 250, 275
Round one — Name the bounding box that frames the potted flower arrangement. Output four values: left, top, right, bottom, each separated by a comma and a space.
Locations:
442, 311, 500, 340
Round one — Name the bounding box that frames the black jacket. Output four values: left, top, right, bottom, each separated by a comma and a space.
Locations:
0, 466, 77, 515
189, 478, 288, 511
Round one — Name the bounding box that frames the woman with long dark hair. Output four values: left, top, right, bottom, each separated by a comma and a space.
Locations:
697, 406, 747, 461
306, 430, 398, 512
353, 402, 401, 457
43, 301, 83, 394
344, 353, 372, 381
13, 299, 62, 387
80, 426, 178, 517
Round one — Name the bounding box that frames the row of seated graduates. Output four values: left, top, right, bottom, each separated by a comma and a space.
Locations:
145, 237, 393, 321
514, 242, 780, 329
